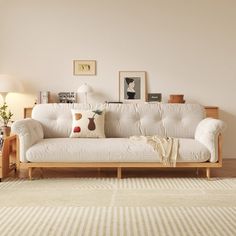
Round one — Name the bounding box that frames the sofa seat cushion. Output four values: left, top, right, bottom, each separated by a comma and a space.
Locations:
26, 138, 210, 163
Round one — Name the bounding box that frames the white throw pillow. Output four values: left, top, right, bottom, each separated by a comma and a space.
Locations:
70, 109, 105, 138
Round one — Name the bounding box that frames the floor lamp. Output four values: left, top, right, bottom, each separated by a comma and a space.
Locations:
0, 74, 23, 103
0, 74, 23, 137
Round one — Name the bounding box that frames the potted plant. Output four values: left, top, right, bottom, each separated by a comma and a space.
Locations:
0, 103, 13, 137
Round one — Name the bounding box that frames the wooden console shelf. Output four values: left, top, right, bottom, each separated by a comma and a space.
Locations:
24, 107, 33, 118
204, 106, 219, 119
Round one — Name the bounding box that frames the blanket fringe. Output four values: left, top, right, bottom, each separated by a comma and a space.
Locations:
130, 136, 179, 167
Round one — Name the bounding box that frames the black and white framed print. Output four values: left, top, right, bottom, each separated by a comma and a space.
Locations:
119, 71, 146, 103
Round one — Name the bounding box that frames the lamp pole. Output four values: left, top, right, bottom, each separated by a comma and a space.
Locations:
1, 92, 7, 104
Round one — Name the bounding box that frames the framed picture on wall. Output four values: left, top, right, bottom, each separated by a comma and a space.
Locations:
119, 71, 146, 103
73, 60, 96, 75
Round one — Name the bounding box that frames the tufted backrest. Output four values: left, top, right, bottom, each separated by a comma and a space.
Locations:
32, 103, 205, 138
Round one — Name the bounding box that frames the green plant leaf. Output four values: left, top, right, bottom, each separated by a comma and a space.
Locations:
0, 103, 13, 126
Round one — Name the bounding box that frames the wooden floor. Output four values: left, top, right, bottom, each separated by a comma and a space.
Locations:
8, 159, 235, 179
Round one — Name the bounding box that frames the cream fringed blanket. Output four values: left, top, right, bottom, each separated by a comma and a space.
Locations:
130, 136, 179, 167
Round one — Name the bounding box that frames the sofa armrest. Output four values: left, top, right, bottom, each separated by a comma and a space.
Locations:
12, 118, 44, 162
195, 118, 226, 162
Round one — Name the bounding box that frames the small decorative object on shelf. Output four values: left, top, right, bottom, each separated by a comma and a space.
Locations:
105, 101, 123, 104
168, 94, 185, 103
77, 84, 93, 104
205, 106, 219, 119
148, 93, 162, 102
58, 92, 77, 103
0, 103, 13, 137
38, 91, 50, 104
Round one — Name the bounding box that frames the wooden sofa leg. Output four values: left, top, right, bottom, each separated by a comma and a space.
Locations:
117, 167, 122, 179
40, 168, 44, 178
29, 167, 33, 180
206, 168, 210, 179
196, 168, 199, 176
97, 168, 101, 177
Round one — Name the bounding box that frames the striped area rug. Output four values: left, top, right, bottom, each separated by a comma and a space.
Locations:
0, 178, 236, 236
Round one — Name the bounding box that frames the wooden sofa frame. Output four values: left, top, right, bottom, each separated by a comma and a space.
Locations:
15, 134, 222, 180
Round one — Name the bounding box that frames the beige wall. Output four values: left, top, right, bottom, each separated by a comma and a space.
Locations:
0, 0, 235, 158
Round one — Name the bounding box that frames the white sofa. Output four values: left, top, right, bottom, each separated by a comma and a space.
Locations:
12, 103, 226, 179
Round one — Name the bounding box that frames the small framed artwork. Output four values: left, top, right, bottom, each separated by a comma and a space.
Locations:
148, 93, 162, 102
58, 92, 77, 103
73, 60, 96, 75
38, 91, 50, 104
119, 71, 146, 103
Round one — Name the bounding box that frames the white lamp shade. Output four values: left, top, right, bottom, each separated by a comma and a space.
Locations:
0, 74, 23, 93
77, 83, 92, 93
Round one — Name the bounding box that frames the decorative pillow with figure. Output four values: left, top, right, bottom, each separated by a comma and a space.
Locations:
70, 109, 105, 138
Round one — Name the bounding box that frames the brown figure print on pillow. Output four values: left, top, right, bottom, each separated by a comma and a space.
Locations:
73, 126, 81, 133
88, 110, 103, 131
75, 113, 82, 120
73, 113, 82, 132
70, 109, 105, 138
